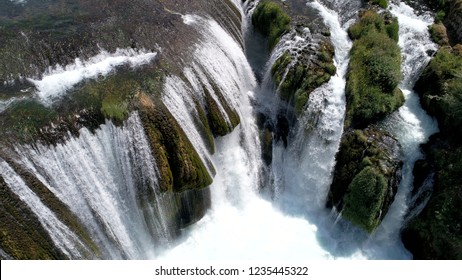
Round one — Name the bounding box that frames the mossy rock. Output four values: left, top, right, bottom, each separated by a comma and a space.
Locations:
328, 127, 402, 232
192, 98, 215, 154
1, 158, 99, 258
252, 0, 291, 51
271, 41, 335, 115
138, 93, 212, 193
343, 166, 388, 232
367, 0, 389, 9
414, 46, 462, 143
0, 175, 66, 259
203, 84, 240, 137
429, 23, 450, 45
402, 144, 462, 259
345, 10, 403, 129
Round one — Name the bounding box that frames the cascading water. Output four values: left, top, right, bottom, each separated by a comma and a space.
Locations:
5, 112, 174, 259
160, 0, 439, 260
377, 1, 439, 239
0, 0, 441, 260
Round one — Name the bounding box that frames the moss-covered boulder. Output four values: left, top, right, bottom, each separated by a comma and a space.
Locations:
202, 84, 240, 137
429, 23, 450, 45
414, 46, 462, 143
345, 10, 404, 129
403, 43, 462, 259
251, 0, 291, 51
327, 127, 402, 232
271, 41, 336, 114
402, 142, 462, 259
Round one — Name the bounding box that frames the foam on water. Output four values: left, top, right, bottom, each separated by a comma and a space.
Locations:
28, 49, 156, 105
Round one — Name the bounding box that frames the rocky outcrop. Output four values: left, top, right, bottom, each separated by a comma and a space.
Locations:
326, 7, 403, 233
414, 46, 462, 143
0, 175, 66, 259
251, 0, 291, 51
402, 44, 462, 259
345, 10, 403, 129
251, 0, 336, 117
271, 41, 335, 115
327, 127, 402, 233
402, 135, 462, 259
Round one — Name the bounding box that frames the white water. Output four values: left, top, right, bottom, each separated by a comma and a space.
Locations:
377, 2, 439, 237
8, 0, 26, 4
0, 158, 89, 259
1, 0, 440, 260
28, 48, 156, 105
160, 0, 439, 260
159, 13, 333, 260
12, 113, 173, 259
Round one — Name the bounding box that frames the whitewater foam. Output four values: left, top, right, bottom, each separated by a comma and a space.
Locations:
28, 48, 156, 106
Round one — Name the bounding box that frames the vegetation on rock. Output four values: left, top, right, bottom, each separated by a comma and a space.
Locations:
252, 0, 291, 51
343, 166, 388, 232
425, 0, 462, 43
328, 128, 401, 233
0, 176, 66, 259
345, 10, 404, 128
368, 0, 389, 9
429, 23, 450, 45
139, 95, 212, 193
414, 46, 462, 143
404, 43, 462, 259
402, 144, 462, 259
271, 42, 335, 114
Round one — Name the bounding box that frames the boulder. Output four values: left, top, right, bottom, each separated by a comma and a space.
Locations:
327, 127, 402, 232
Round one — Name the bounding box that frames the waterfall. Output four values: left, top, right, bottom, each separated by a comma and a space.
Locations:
6, 112, 174, 259
0, 0, 442, 260
0, 158, 89, 259
161, 0, 438, 260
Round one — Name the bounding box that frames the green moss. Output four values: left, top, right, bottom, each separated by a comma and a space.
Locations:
403, 146, 462, 259
414, 46, 462, 143
139, 95, 212, 193
252, 0, 291, 50
202, 84, 240, 137
429, 23, 449, 45
84, 74, 138, 122
369, 0, 388, 9
0, 176, 65, 259
193, 99, 215, 154
435, 10, 446, 23
294, 89, 309, 114
271, 43, 336, 114
2, 160, 99, 257
328, 128, 401, 232
0, 100, 58, 142
345, 10, 403, 128
343, 166, 388, 232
